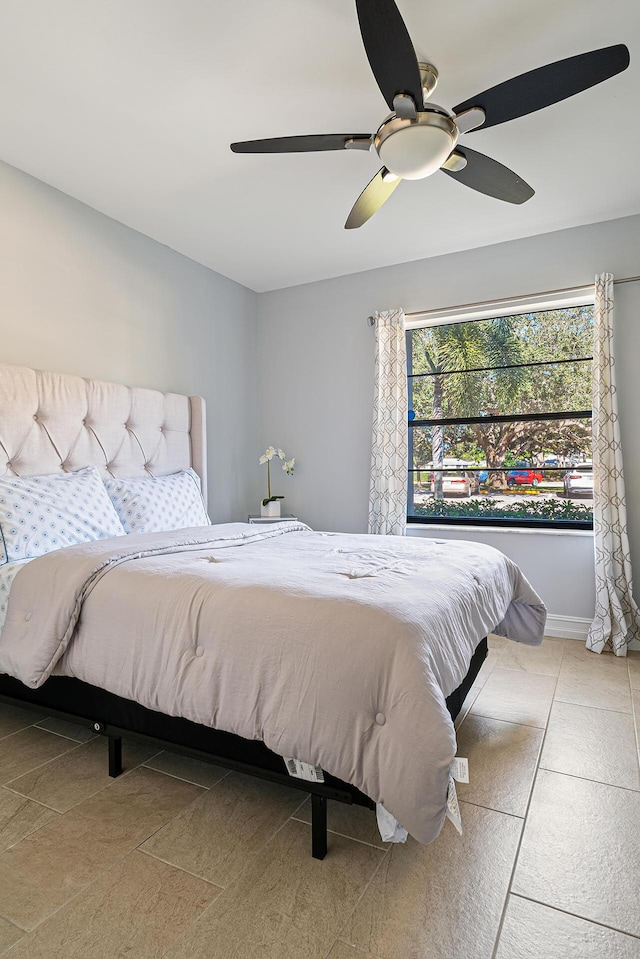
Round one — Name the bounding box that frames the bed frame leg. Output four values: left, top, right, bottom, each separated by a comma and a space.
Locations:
311, 793, 328, 860
108, 736, 123, 778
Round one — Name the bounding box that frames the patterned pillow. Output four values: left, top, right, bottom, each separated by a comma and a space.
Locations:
103, 468, 210, 534
0, 559, 30, 633
0, 466, 126, 564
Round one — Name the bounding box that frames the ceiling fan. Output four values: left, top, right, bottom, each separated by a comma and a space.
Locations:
230, 0, 630, 229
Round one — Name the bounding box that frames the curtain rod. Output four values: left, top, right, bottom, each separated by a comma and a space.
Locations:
366, 274, 640, 326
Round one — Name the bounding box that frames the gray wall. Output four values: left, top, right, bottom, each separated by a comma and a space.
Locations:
0, 159, 259, 523
258, 214, 640, 625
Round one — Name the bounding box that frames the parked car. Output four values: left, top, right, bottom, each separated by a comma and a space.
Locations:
431, 471, 472, 498
506, 467, 544, 488
563, 463, 593, 497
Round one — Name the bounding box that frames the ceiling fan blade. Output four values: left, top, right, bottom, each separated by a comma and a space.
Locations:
345, 167, 401, 229
441, 147, 534, 204
355, 0, 423, 111
453, 44, 629, 131
231, 134, 372, 153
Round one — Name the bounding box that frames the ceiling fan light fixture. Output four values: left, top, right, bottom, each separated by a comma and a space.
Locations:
375, 112, 458, 180
229, 0, 630, 229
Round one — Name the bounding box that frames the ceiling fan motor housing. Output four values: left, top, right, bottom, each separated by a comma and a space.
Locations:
374, 106, 459, 180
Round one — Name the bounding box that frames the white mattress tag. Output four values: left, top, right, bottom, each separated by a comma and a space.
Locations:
376, 803, 408, 843
446, 775, 463, 834
451, 757, 469, 784
284, 758, 325, 783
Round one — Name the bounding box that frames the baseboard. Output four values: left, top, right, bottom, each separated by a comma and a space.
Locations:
545, 614, 640, 650
545, 614, 590, 641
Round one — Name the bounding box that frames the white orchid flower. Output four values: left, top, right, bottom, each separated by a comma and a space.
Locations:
259, 447, 277, 464
260, 446, 295, 500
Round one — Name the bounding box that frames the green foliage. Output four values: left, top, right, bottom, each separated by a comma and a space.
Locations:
262, 495, 284, 506
412, 497, 593, 523
501, 451, 521, 468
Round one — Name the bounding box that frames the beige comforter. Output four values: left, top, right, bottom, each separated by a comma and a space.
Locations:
0, 522, 545, 843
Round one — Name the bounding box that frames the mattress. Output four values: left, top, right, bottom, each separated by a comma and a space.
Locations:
0, 521, 546, 844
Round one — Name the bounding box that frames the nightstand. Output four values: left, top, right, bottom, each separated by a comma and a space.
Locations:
247, 514, 298, 524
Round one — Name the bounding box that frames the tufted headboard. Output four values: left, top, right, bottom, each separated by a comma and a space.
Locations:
0, 363, 208, 507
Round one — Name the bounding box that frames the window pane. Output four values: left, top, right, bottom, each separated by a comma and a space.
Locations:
408, 418, 592, 525
409, 360, 592, 420
408, 307, 593, 421
407, 305, 594, 527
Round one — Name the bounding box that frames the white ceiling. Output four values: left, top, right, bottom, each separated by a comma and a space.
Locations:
0, 0, 638, 292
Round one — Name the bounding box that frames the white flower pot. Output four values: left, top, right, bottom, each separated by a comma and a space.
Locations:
261, 500, 281, 518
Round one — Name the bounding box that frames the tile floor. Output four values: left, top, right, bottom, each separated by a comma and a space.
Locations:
0, 636, 638, 958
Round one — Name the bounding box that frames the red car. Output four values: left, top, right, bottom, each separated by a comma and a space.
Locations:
507, 468, 544, 488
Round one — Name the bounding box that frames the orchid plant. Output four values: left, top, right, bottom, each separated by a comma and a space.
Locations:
260, 447, 295, 506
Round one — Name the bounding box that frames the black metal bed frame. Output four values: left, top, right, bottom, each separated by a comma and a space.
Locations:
0, 637, 487, 859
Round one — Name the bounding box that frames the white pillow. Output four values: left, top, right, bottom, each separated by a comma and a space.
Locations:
0, 559, 30, 634
103, 468, 210, 534
0, 466, 125, 564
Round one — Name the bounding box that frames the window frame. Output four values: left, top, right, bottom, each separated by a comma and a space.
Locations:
406, 289, 595, 532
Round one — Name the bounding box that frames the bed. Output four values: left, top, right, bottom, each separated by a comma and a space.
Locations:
0, 363, 545, 858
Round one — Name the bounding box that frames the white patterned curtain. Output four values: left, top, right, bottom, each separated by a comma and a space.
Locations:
368, 309, 408, 535
587, 273, 640, 655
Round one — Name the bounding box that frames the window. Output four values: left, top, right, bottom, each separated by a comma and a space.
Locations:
407, 295, 594, 530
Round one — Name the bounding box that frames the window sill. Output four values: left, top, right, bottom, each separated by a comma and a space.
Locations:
406, 522, 594, 537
